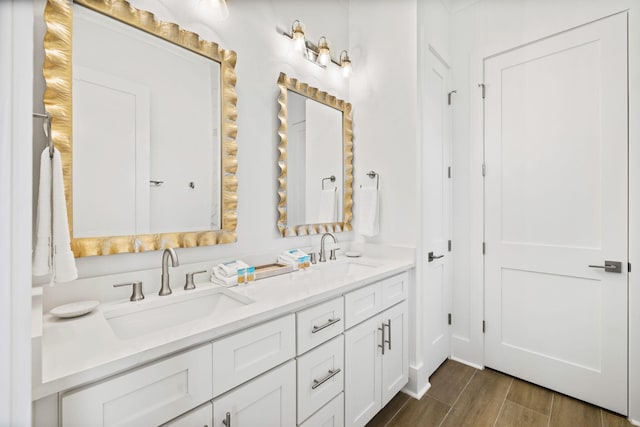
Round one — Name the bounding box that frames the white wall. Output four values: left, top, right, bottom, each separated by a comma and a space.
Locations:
450, 0, 640, 420
348, 0, 418, 247
32, 0, 353, 279
1, 1, 33, 424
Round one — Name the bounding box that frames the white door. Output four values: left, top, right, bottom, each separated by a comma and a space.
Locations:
422, 46, 453, 377
212, 360, 296, 427
344, 315, 382, 427
484, 13, 628, 414
381, 301, 409, 406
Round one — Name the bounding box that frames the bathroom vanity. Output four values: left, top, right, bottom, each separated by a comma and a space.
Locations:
32, 249, 414, 427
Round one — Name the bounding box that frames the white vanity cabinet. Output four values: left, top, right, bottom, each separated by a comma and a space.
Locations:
212, 360, 296, 427
344, 273, 409, 427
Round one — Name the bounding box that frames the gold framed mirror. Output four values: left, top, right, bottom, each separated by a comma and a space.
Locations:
43, 0, 238, 257
276, 72, 353, 237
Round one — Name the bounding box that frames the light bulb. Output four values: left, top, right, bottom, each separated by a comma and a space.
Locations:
291, 21, 306, 52
340, 51, 352, 77
317, 37, 330, 67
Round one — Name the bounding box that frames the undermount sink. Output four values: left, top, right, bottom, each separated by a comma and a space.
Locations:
103, 287, 253, 340
313, 260, 380, 276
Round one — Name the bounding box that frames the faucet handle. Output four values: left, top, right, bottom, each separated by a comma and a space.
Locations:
113, 281, 144, 301
184, 270, 207, 290
329, 248, 340, 261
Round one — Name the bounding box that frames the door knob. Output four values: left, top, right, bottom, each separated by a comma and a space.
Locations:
428, 252, 444, 262
588, 260, 622, 273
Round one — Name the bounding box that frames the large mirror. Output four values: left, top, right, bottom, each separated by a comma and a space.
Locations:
43, 0, 238, 257
277, 73, 353, 237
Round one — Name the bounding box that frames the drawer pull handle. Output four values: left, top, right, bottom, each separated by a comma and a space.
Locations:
222, 412, 231, 427
384, 319, 392, 350
312, 368, 342, 389
312, 317, 341, 333
378, 325, 385, 355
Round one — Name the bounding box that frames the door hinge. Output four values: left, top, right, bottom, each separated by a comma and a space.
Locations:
447, 90, 457, 105
448, 166, 452, 179
482, 242, 486, 255
448, 240, 452, 252
448, 313, 452, 325
482, 321, 486, 333
482, 163, 486, 177
628, 262, 631, 272
478, 83, 486, 99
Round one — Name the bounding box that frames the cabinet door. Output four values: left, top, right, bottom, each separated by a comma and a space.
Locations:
344, 315, 381, 427
162, 402, 212, 427
61, 344, 212, 427
380, 301, 409, 406
212, 361, 295, 427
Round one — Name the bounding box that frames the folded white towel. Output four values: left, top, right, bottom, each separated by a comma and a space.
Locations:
357, 186, 379, 237
318, 188, 337, 223
33, 148, 78, 282
210, 267, 238, 286
217, 260, 248, 277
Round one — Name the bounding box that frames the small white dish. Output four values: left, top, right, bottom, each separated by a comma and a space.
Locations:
345, 251, 362, 258
50, 300, 99, 319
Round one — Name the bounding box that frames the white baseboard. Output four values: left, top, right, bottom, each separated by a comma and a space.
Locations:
450, 356, 484, 371
630, 418, 640, 426
402, 381, 431, 400
404, 363, 430, 399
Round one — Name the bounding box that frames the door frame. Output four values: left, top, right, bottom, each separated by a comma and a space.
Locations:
466, 10, 639, 421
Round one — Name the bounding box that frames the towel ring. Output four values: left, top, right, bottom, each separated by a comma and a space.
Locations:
33, 112, 53, 158
322, 175, 336, 190
361, 170, 379, 189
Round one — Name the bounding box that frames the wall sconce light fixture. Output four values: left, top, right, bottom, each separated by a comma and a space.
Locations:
282, 20, 352, 77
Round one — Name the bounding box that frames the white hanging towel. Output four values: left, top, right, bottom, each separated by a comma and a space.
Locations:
33, 148, 78, 282
318, 188, 337, 223
358, 186, 379, 237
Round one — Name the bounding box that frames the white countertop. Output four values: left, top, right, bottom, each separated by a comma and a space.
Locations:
34, 247, 414, 400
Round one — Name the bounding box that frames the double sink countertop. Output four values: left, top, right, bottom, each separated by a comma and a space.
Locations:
33, 245, 415, 400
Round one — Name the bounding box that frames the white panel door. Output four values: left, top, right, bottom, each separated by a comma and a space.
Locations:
421, 47, 452, 377
484, 13, 628, 414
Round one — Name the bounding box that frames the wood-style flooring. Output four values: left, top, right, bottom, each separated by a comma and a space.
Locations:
367, 360, 632, 427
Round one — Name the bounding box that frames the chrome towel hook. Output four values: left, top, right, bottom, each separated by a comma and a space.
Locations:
362, 170, 379, 189
33, 112, 53, 158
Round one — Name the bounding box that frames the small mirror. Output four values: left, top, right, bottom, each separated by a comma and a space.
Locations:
43, 0, 239, 256
277, 73, 353, 237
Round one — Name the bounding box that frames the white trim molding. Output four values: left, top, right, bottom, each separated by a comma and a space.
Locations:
0, 0, 34, 425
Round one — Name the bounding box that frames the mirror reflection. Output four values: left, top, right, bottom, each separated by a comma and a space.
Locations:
72, 4, 221, 238
286, 90, 343, 225
277, 72, 353, 237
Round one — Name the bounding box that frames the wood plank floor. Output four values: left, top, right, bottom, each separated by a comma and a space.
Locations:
366, 360, 632, 427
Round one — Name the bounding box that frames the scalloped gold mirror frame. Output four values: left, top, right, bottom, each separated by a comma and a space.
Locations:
277, 72, 353, 237
43, 0, 238, 257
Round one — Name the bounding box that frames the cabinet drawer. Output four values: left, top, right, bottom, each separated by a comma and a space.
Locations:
61, 344, 213, 427
212, 314, 295, 396
297, 335, 344, 424
344, 282, 382, 329
162, 402, 212, 427
297, 296, 344, 355
381, 273, 408, 310
299, 392, 344, 427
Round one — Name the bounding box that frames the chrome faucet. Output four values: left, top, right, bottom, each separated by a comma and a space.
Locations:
159, 248, 179, 296
319, 232, 338, 262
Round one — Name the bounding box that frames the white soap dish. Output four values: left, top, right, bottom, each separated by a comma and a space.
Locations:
50, 300, 99, 319
345, 251, 362, 258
